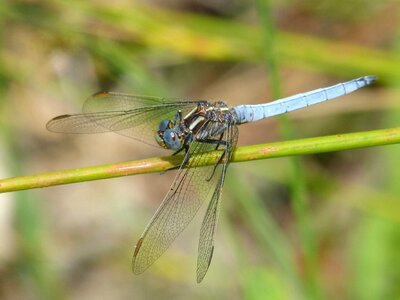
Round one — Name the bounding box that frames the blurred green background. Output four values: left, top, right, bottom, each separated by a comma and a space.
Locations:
0, 0, 399, 299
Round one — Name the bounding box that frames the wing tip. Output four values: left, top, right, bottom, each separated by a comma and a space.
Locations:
131, 256, 144, 275
196, 245, 214, 283
131, 257, 151, 275
50, 114, 72, 121
46, 114, 72, 132
131, 238, 149, 275
131, 262, 143, 275
92, 91, 111, 98
196, 268, 208, 283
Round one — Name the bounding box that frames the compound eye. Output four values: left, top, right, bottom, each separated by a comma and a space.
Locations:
155, 133, 163, 145
163, 129, 182, 150
158, 120, 170, 131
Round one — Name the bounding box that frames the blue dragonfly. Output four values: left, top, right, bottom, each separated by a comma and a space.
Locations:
47, 75, 376, 282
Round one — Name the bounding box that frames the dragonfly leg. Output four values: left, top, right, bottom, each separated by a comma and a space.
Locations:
172, 131, 193, 156
174, 110, 183, 122
197, 137, 229, 181
172, 147, 185, 156
161, 148, 186, 173
200, 139, 227, 146
168, 133, 192, 171
180, 144, 191, 166
206, 148, 227, 181
214, 133, 224, 151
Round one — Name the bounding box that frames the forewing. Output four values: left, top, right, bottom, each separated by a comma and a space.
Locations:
132, 122, 223, 274
197, 123, 238, 283
47, 92, 204, 147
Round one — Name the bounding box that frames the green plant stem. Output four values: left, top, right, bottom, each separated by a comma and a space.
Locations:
1, 127, 400, 193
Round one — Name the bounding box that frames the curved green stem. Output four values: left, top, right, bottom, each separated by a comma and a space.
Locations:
1, 127, 400, 193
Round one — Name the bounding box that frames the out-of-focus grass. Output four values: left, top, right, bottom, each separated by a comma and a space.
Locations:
0, 109, 65, 298
1, 1, 398, 84
14, 191, 66, 300
227, 170, 301, 299
348, 31, 400, 300
0, 1, 399, 299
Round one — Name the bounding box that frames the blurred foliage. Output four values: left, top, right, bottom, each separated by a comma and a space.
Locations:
0, 0, 399, 299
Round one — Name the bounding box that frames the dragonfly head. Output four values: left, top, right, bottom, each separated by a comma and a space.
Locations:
155, 119, 183, 150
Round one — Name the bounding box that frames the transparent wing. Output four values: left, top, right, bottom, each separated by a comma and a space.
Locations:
132, 121, 226, 274
46, 92, 205, 147
196, 123, 238, 283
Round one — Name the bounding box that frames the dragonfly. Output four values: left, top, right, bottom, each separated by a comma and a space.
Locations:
47, 75, 376, 283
